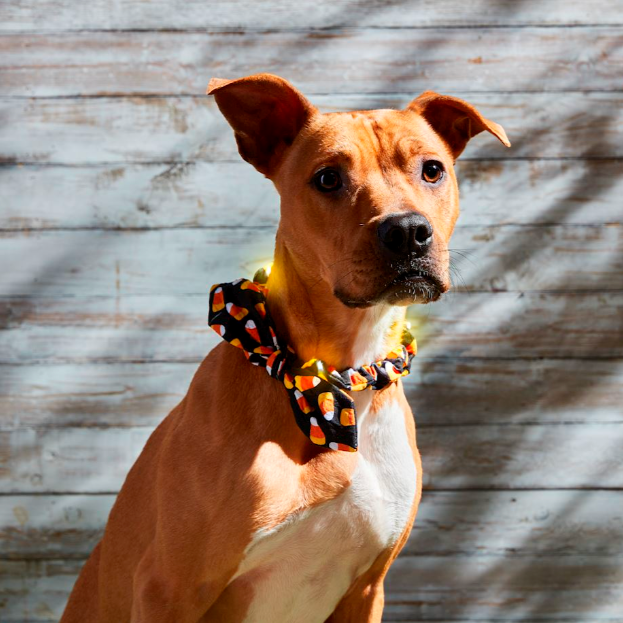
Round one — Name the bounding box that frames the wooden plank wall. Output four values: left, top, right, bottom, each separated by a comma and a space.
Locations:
1, 1, 622, 620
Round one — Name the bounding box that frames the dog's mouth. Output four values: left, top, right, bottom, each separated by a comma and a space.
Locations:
380, 269, 445, 305
335, 267, 447, 308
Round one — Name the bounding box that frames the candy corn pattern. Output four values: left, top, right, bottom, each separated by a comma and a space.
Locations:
211, 324, 226, 337
226, 302, 248, 321
384, 361, 402, 382
211, 286, 225, 312
208, 277, 417, 453
318, 392, 334, 420
309, 417, 326, 445
349, 370, 368, 391
245, 319, 260, 342
329, 442, 357, 452
295, 375, 321, 392
294, 390, 313, 414
340, 408, 356, 426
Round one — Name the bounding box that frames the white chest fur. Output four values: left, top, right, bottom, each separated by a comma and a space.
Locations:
229, 391, 418, 623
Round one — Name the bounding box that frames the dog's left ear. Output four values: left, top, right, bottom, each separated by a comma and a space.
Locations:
408, 91, 510, 159
208, 73, 316, 176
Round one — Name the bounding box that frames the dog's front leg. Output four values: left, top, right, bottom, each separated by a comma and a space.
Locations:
327, 501, 418, 623
127, 465, 254, 623
326, 554, 391, 623
325, 579, 385, 623
130, 541, 236, 623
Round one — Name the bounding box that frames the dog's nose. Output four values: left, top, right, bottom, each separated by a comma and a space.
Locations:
377, 212, 433, 257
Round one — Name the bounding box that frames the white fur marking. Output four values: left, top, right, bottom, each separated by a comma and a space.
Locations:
350, 304, 403, 367
229, 395, 417, 623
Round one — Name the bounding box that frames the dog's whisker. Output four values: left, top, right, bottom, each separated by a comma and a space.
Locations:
448, 248, 479, 271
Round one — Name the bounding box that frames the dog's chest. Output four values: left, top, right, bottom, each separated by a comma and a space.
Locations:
228, 393, 418, 623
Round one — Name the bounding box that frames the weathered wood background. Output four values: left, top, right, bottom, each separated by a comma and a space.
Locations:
1, 0, 622, 620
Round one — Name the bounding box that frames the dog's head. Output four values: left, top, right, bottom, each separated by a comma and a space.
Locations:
209, 74, 509, 307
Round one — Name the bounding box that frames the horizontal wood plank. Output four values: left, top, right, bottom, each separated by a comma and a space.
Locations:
1, 227, 621, 298
0, 363, 195, 428
1, 29, 622, 97
1, 292, 621, 364
0, 494, 112, 560
407, 358, 623, 425
419, 422, 623, 490
3, 92, 623, 163
383, 555, 623, 620
0, 559, 77, 622
2, 422, 623, 493
2, 159, 623, 230
2, 358, 622, 429
0, 162, 278, 229
2, 490, 622, 560
0, 427, 153, 493
2, 555, 622, 621
407, 490, 623, 557
3, 0, 622, 32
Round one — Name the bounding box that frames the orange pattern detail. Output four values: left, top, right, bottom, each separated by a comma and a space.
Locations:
212, 286, 225, 312
295, 390, 313, 414
318, 392, 335, 420
340, 408, 356, 426
309, 417, 326, 445
226, 302, 248, 321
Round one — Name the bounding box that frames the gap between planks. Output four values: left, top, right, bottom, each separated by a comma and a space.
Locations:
1, 224, 621, 233
3, 90, 623, 101
5, 24, 623, 35
2, 487, 623, 496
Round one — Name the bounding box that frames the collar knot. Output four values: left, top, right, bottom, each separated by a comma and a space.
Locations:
208, 277, 416, 452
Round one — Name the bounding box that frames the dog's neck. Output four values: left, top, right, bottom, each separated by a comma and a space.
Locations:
267, 236, 407, 370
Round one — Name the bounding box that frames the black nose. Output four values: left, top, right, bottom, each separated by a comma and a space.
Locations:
377, 212, 433, 257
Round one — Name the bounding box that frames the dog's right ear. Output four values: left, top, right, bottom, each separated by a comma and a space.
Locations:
208, 74, 315, 176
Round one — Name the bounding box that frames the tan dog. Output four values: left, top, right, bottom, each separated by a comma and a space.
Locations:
61, 74, 509, 623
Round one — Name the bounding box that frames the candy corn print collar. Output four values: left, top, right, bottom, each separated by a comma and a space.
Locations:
208, 274, 417, 452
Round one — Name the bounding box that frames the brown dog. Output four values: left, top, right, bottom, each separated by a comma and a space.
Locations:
61, 74, 509, 623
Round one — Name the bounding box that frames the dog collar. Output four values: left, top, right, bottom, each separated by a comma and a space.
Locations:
208, 274, 416, 452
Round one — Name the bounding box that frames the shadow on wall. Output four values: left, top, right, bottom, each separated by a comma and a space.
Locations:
2, 0, 622, 619
402, 7, 623, 620
404, 119, 623, 619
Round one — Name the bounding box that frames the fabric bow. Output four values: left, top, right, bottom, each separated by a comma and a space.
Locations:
208, 277, 417, 452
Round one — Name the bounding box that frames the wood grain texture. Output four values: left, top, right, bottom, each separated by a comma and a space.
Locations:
2, 358, 622, 429
1, 292, 622, 365
3, 0, 623, 31
408, 490, 623, 557
0, 162, 279, 230
1, 226, 622, 298
2, 159, 623, 230
407, 358, 623, 425
1, 29, 622, 97
2, 555, 622, 622
0, 363, 196, 428
3, 92, 623, 163
2, 422, 623, 493
383, 555, 623, 620
418, 423, 623, 490
0, 560, 79, 622
2, 490, 622, 560
0, 494, 114, 560
2, 2, 622, 620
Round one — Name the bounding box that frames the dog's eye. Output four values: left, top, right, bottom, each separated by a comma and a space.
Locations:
313, 168, 343, 193
422, 161, 444, 184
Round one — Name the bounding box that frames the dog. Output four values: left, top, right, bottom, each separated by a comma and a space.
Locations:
61, 73, 509, 623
